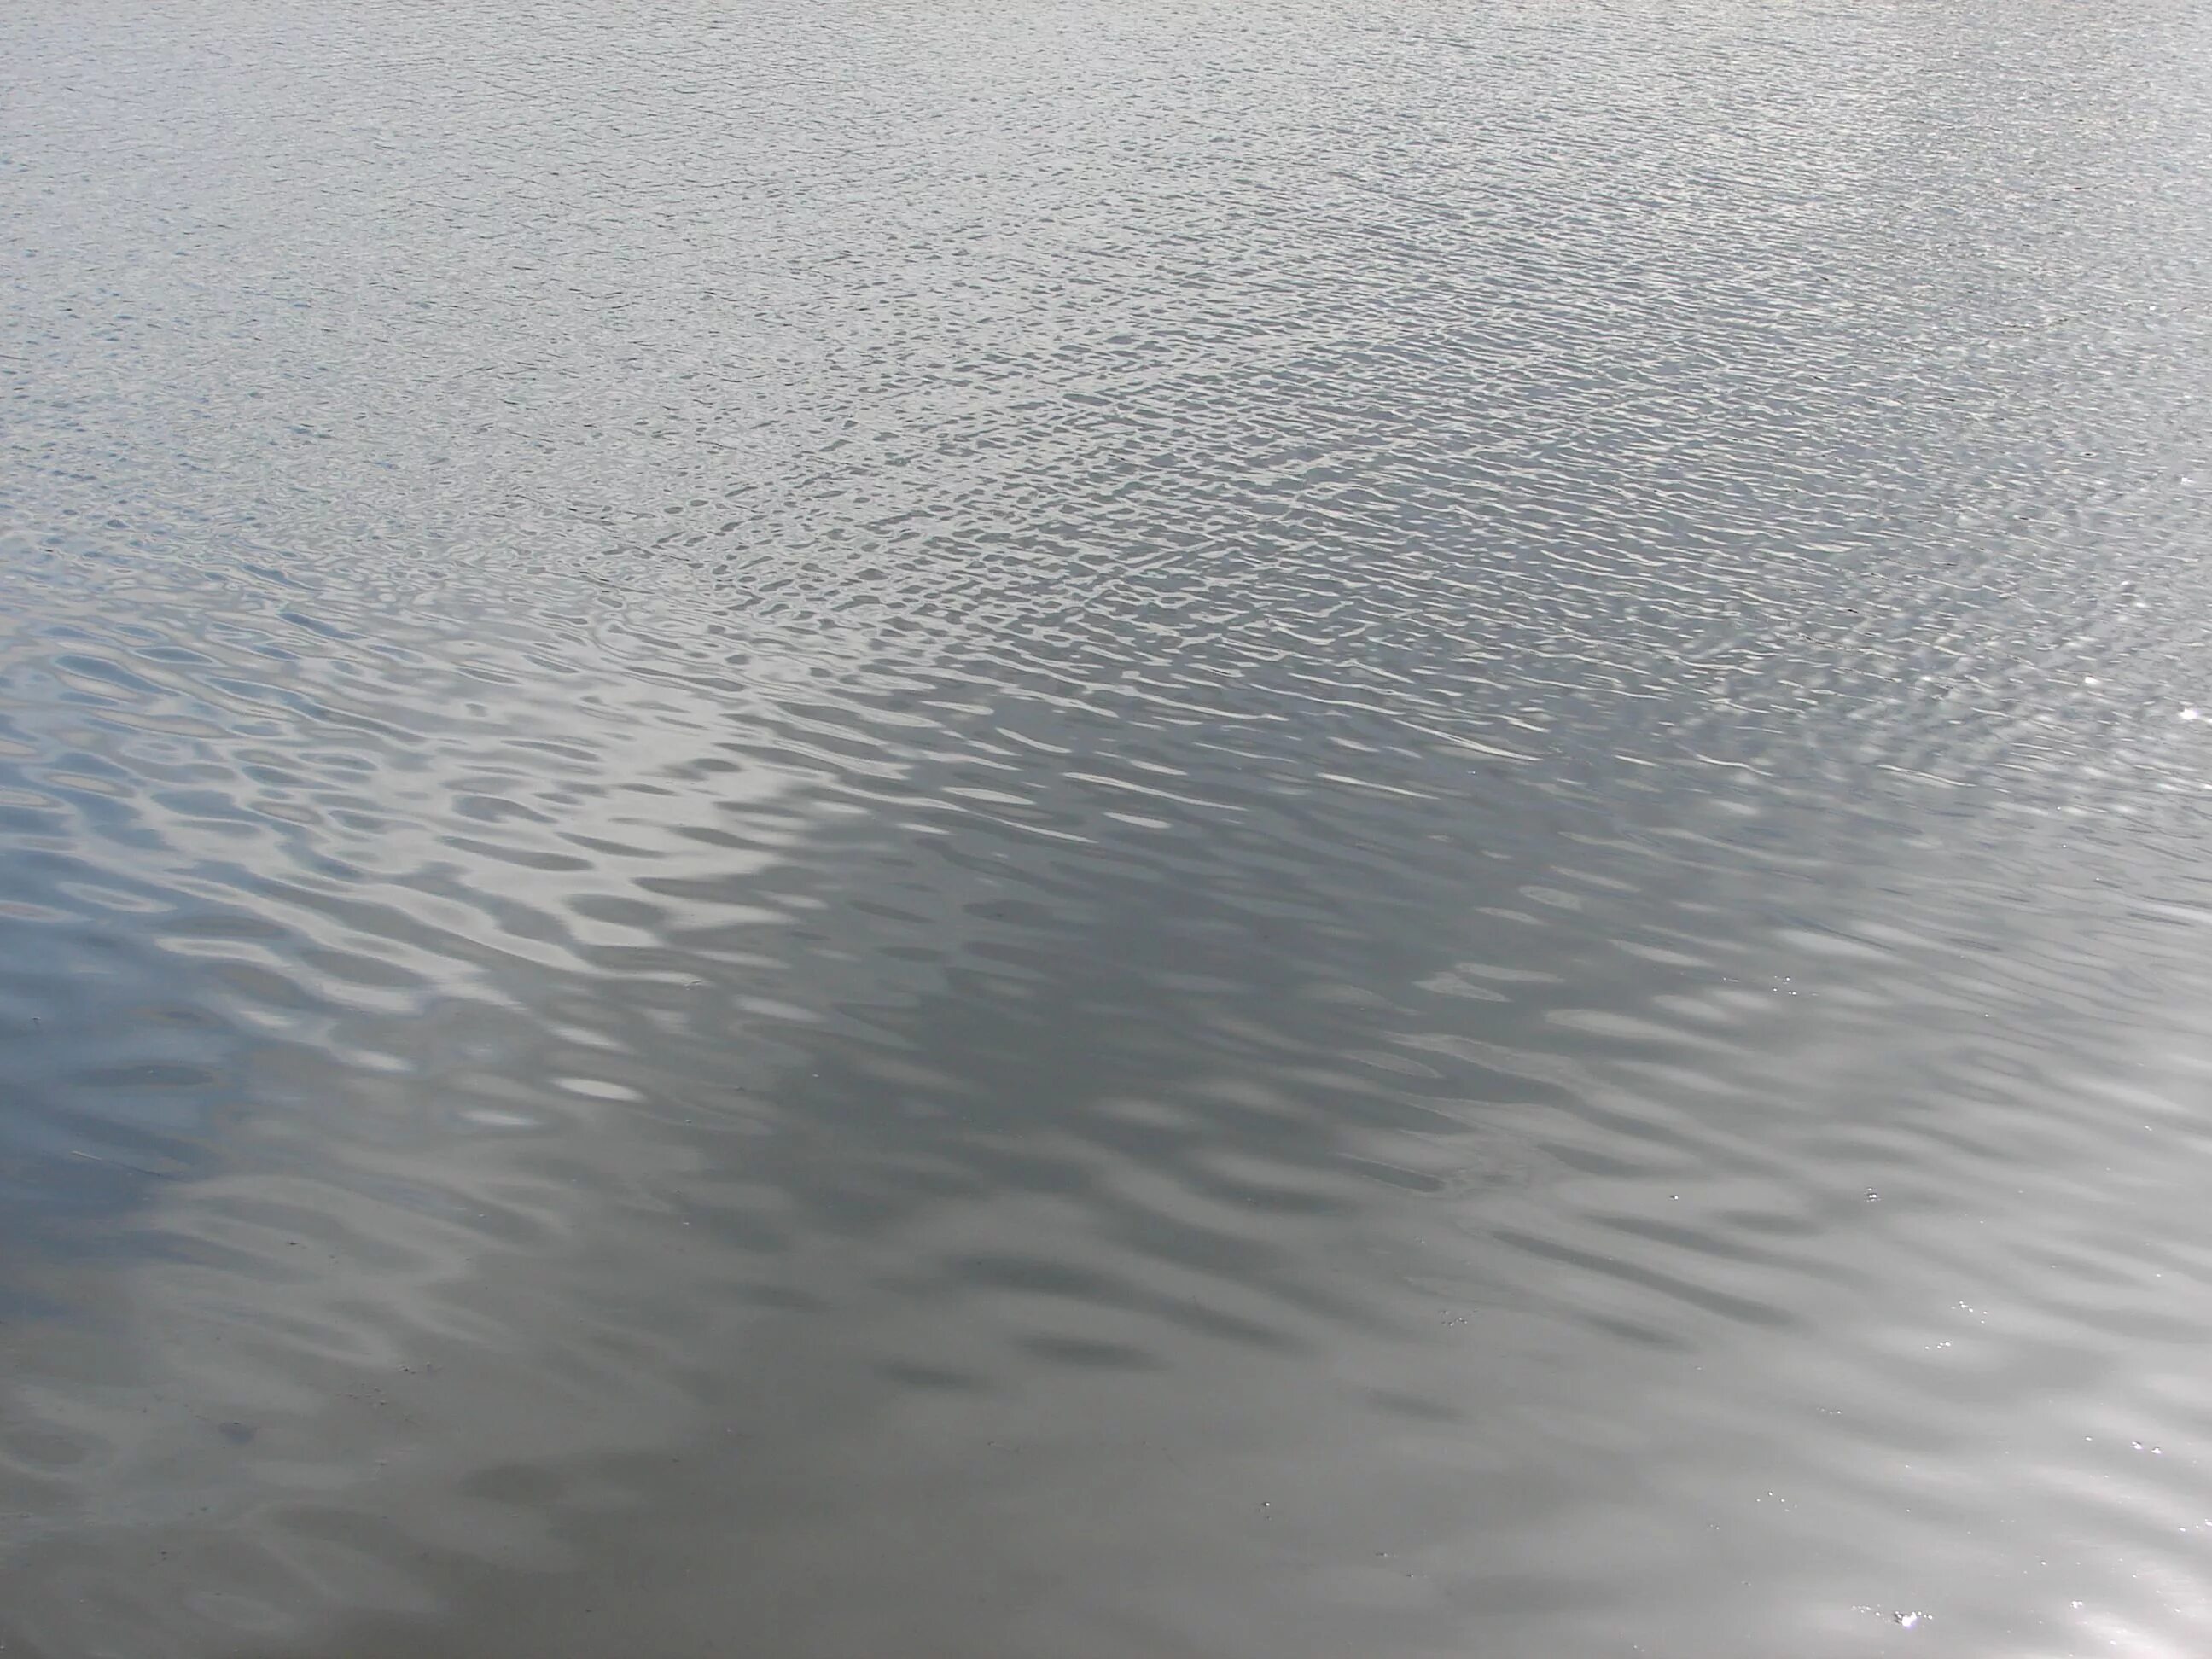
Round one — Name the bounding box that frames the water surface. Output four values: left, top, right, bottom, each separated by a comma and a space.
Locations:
4, 2, 2212, 1655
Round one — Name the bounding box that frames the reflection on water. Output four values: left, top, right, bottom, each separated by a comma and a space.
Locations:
4, 0, 2212, 1654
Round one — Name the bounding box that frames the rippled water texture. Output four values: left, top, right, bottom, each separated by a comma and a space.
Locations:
4, 2, 2212, 1654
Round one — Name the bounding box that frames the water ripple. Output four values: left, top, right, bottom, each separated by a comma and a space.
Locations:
3, 0, 2212, 1655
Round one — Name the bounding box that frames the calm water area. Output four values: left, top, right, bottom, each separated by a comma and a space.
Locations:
3, 2, 2211, 1655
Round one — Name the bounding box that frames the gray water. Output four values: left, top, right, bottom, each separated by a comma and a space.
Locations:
3, 2, 2211, 1655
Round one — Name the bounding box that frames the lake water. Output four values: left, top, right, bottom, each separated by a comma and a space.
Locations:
3, 2, 2211, 1655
